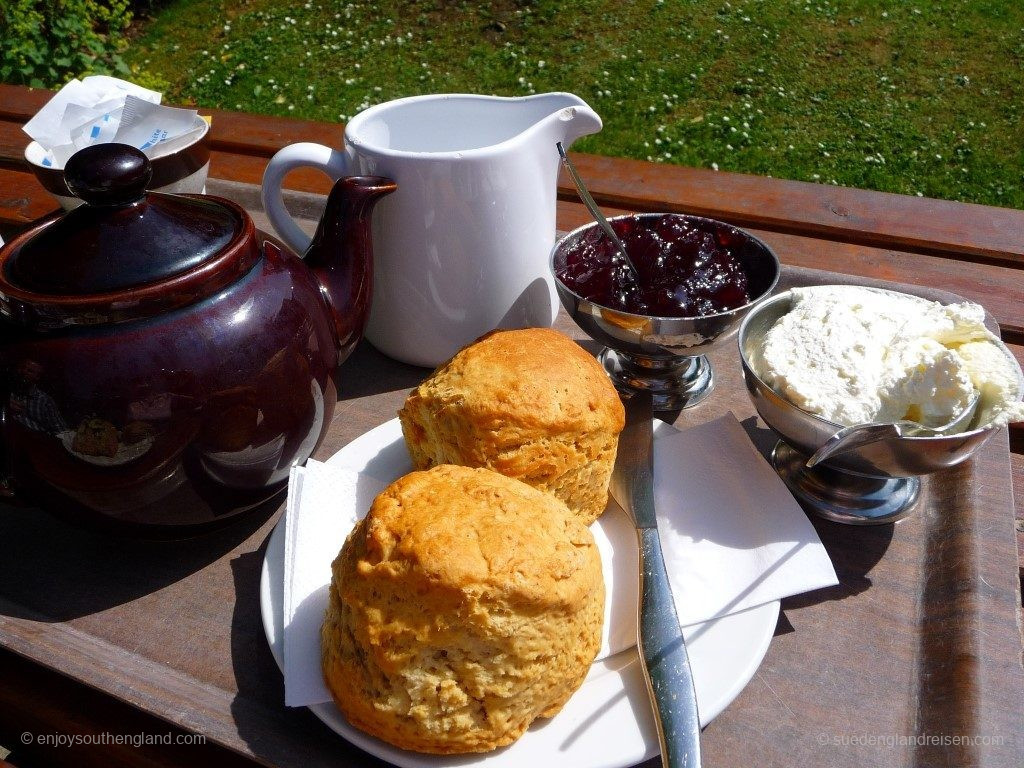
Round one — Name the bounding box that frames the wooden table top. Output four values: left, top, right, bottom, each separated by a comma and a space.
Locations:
0, 84, 1021, 768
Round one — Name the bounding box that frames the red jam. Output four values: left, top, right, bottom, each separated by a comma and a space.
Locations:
556, 215, 753, 317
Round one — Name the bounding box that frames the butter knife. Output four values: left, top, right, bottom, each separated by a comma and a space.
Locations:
610, 391, 701, 768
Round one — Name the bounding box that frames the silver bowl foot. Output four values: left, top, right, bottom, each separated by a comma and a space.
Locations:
599, 349, 714, 411
771, 441, 920, 525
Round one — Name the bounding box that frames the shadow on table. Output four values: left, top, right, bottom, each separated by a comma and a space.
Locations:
737, 415, 895, 614
228, 540, 393, 767
336, 340, 430, 402
0, 498, 276, 621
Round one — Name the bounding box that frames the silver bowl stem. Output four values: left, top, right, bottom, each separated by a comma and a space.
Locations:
600, 350, 714, 410
772, 442, 921, 524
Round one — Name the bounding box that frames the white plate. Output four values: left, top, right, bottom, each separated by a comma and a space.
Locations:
58, 429, 155, 466
260, 419, 779, 768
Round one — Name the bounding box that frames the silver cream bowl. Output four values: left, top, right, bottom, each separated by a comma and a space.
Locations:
738, 289, 1023, 524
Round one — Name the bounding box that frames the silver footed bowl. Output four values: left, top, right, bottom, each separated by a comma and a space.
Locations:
738, 289, 1024, 524
552, 213, 781, 411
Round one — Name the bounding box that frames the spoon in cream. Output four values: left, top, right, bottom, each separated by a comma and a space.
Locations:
806, 389, 981, 468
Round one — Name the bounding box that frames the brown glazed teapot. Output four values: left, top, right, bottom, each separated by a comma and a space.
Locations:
0, 143, 395, 535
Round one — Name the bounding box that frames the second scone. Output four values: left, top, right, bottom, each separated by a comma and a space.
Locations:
398, 328, 625, 524
322, 465, 605, 754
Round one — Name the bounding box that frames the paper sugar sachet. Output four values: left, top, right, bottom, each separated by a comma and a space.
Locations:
23, 76, 203, 168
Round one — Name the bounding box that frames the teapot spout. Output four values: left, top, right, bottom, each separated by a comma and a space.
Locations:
304, 175, 397, 363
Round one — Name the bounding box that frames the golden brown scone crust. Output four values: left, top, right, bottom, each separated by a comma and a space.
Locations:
321, 465, 604, 754
398, 328, 625, 524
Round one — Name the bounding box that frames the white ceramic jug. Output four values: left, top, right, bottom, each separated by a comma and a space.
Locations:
262, 92, 601, 367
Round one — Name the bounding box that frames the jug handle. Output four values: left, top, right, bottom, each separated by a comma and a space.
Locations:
261, 142, 351, 255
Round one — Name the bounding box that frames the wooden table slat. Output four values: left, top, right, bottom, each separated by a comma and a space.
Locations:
3, 83, 1024, 268
561, 153, 1024, 269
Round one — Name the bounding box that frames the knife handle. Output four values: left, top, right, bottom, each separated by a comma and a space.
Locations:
637, 527, 702, 768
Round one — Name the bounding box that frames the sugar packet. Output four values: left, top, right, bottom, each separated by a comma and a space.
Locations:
111, 96, 199, 156
22, 76, 200, 168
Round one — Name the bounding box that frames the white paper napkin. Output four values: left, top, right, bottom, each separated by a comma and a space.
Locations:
282, 462, 386, 706
649, 414, 838, 625
282, 413, 837, 707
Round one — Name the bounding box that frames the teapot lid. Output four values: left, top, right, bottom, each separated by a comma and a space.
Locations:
0, 144, 259, 328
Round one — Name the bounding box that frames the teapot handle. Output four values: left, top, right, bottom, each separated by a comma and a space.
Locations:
261, 142, 351, 255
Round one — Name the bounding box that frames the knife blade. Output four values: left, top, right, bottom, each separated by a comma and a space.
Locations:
610, 390, 702, 768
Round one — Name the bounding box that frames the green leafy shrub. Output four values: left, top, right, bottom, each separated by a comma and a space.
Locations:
0, 0, 133, 88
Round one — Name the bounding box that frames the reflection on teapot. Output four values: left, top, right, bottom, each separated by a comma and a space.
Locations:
263, 92, 602, 366
0, 144, 395, 535
8, 358, 67, 434
196, 337, 325, 490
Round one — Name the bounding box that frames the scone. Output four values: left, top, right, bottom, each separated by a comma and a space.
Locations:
72, 417, 119, 457
398, 328, 625, 524
321, 464, 604, 754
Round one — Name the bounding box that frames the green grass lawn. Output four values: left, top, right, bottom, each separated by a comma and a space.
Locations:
126, 0, 1024, 208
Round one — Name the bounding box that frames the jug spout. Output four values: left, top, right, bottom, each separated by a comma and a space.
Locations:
304, 175, 397, 363
527, 92, 603, 147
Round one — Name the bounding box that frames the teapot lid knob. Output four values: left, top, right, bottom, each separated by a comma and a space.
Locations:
65, 143, 152, 206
